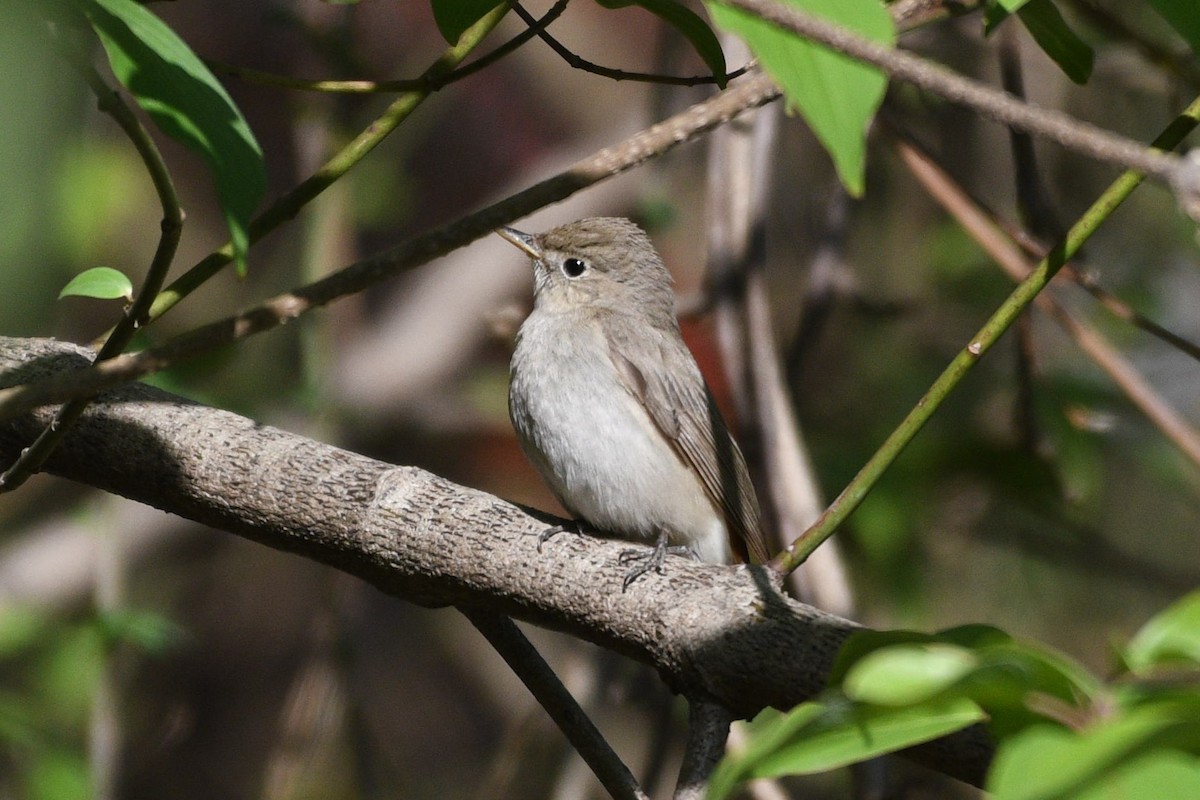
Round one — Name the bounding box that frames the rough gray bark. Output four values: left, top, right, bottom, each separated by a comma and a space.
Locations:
0, 336, 992, 786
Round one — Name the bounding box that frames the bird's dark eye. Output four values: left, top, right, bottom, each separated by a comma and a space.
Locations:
562, 257, 587, 278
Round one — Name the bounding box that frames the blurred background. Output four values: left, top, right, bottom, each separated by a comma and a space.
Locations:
1, 0, 1198, 797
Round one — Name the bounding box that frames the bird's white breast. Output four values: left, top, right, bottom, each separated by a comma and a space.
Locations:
509, 312, 730, 564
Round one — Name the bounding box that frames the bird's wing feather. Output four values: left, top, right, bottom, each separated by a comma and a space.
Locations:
607, 326, 769, 564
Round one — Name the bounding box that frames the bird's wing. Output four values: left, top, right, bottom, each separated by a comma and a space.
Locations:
606, 325, 769, 564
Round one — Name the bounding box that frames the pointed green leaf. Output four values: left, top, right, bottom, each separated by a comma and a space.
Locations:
80, 0, 265, 274
710, 696, 984, 798
431, 0, 501, 43
59, 267, 134, 301
1017, 0, 1093, 84
984, 0, 1094, 84
1126, 590, 1200, 672
597, 0, 728, 86
708, 705, 824, 800
984, 0, 1034, 31
706, 0, 894, 196
843, 643, 978, 705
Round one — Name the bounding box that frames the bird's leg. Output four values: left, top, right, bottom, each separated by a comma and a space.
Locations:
618, 530, 693, 590
537, 519, 583, 552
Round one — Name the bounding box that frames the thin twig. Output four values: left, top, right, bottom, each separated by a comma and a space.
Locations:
1064, 268, 1200, 364
673, 697, 732, 800
508, 1, 748, 86
995, 224, 1200, 365
0, 53, 184, 493
460, 608, 649, 800
208, 0, 570, 94
773, 93, 1200, 574
893, 134, 1200, 468
0, 70, 784, 421
714, 0, 1184, 182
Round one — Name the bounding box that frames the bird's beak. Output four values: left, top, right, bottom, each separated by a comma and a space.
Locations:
497, 226, 542, 259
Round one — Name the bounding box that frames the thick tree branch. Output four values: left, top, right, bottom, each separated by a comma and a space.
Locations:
0, 336, 992, 787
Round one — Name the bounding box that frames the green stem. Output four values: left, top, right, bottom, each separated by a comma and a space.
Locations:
0, 53, 184, 493
143, 5, 508, 324
772, 94, 1200, 574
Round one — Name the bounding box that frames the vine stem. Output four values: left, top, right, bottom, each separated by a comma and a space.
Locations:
0, 52, 183, 492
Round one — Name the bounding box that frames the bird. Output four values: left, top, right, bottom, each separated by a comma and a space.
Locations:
498, 217, 770, 588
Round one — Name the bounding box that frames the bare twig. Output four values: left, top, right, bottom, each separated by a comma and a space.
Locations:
1064, 268, 1200, 364
208, 0, 571, 94
460, 609, 649, 800
508, 1, 748, 86
990, 221, 1200, 365
674, 698, 733, 800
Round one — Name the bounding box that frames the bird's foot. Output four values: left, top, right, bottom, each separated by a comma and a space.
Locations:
618, 532, 693, 591
537, 520, 582, 553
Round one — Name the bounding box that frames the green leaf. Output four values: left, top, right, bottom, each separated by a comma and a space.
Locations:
709, 705, 824, 800
710, 697, 984, 798
80, 0, 265, 275
58, 267, 133, 301
989, 704, 1200, 800
0, 608, 48, 657
1148, 0, 1200, 55
1017, 0, 1093, 84
431, 0, 501, 43
597, 0, 728, 86
843, 643, 978, 705
1126, 590, 1200, 672
829, 629, 939, 684
706, 0, 894, 196
96, 610, 184, 654
983, 0, 1093, 83
984, 0, 1034, 30
27, 749, 90, 800
1072, 751, 1200, 800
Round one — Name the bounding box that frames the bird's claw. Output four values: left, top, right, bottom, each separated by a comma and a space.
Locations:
537, 520, 581, 553
618, 533, 692, 591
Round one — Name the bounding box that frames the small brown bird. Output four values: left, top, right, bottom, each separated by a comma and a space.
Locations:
499, 217, 769, 587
